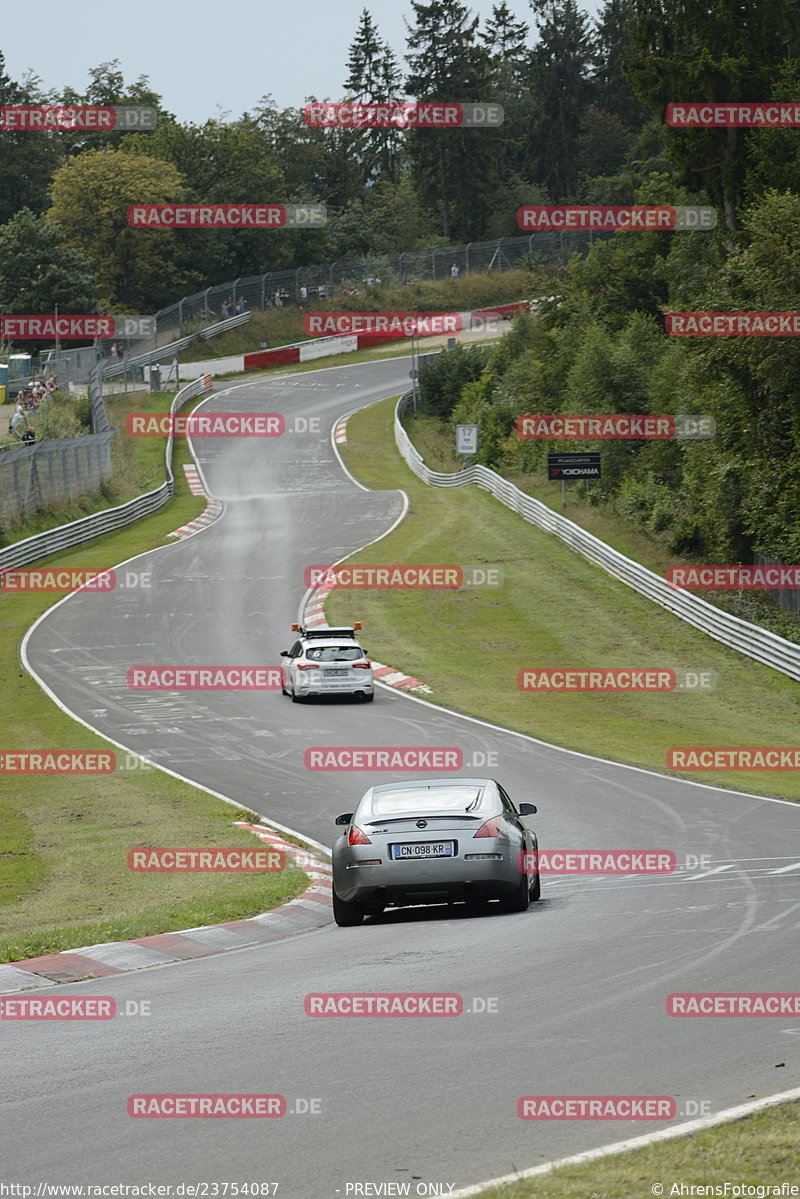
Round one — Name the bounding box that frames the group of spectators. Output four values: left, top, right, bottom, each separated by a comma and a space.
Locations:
221, 296, 249, 317
194, 268, 464, 320
297, 284, 329, 304
199, 296, 250, 320
7, 375, 59, 443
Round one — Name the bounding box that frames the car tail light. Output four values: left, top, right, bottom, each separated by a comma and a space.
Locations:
473, 817, 502, 838
348, 824, 372, 845
296, 662, 317, 670
352, 661, 371, 669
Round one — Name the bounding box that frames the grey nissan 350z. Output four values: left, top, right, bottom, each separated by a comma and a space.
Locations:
331, 776, 540, 926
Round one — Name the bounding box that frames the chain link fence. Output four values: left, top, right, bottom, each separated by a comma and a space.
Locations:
149, 230, 601, 340
0, 374, 212, 565
14, 231, 602, 390
0, 357, 113, 525
0, 429, 115, 526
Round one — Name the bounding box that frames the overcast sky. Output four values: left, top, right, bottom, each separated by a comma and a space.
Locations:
3, 0, 604, 126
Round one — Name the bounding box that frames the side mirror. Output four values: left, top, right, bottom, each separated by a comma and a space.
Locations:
279, 650, 289, 657
335, 812, 354, 826
519, 803, 537, 815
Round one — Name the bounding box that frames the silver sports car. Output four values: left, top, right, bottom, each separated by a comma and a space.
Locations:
331, 776, 540, 926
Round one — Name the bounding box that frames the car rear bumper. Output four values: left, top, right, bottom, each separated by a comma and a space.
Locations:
295, 679, 373, 696
333, 852, 531, 904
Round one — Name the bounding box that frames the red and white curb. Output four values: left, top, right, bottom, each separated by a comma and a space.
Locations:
182, 463, 206, 494
371, 663, 430, 692
0, 829, 331, 994
301, 585, 432, 695
334, 416, 348, 445
168, 464, 224, 539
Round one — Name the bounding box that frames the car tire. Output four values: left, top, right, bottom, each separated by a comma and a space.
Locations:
530, 871, 541, 902
499, 873, 530, 914
333, 889, 366, 927
361, 692, 374, 702
290, 684, 304, 703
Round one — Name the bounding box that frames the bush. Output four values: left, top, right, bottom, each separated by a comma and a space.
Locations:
73, 393, 92, 431
31, 393, 86, 440
418, 342, 493, 421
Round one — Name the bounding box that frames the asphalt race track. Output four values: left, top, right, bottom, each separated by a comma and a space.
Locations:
5, 357, 799, 1196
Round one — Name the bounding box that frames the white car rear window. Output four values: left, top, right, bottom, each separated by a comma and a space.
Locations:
305, 645, 364, 662
370, 787, 484, 815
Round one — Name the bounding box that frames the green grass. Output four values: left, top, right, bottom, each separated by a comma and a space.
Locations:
408, 411, 800, 646
472, 1101, 799, 1197
179, 268, 546, 363
1, 389, 198, 548
0, 398, 312, 963
327, 397, 800, 800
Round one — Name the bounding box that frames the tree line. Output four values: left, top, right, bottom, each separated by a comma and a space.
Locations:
413, 0, 800, 593
0, 0, 652, 314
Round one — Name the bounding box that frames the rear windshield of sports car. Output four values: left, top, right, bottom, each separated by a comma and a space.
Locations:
370, 787, 485, 815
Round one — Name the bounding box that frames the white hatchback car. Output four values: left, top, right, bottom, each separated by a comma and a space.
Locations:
280, 625, 374, 703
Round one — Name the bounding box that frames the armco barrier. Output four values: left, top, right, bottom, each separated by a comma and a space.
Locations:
150, 231, 606, 339
0, 375, 213, 574
242, 305, 526, 372
394, 393, 800, 684
102, 311, 251, 380
244, 345, 301, 369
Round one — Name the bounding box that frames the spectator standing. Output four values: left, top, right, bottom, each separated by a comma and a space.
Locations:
11, 406, 27, 437
451, 263, 460, 278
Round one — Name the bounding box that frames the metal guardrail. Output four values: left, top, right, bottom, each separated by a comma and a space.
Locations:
0, 375, 213, 574
101, 311, 251, 380
394, 393, 800, 684
150, 230, 610, 339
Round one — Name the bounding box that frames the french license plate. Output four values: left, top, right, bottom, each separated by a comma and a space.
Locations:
323, 669, 348, 677
391, 841, 454, 859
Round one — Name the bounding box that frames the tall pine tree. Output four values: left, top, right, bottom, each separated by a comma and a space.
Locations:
592, 0, 648, 129
482, 2, 530, 70
345, 9, 403, 182
524, 0, 595, 200
481, 4, 533, 189
627, 0, 800, 229
405, 0, 497, 239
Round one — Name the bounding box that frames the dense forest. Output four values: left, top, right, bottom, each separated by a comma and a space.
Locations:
4, 0, 800, 568
0, 0, 655, 312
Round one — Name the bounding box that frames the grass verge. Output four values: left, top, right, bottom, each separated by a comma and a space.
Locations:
0, 396, 309, 963
327, 397, 800, 800
407, 411, 800, 646
471, 1100, 798, 1197
179, 268, 545, 363
1, 388, 203, 549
